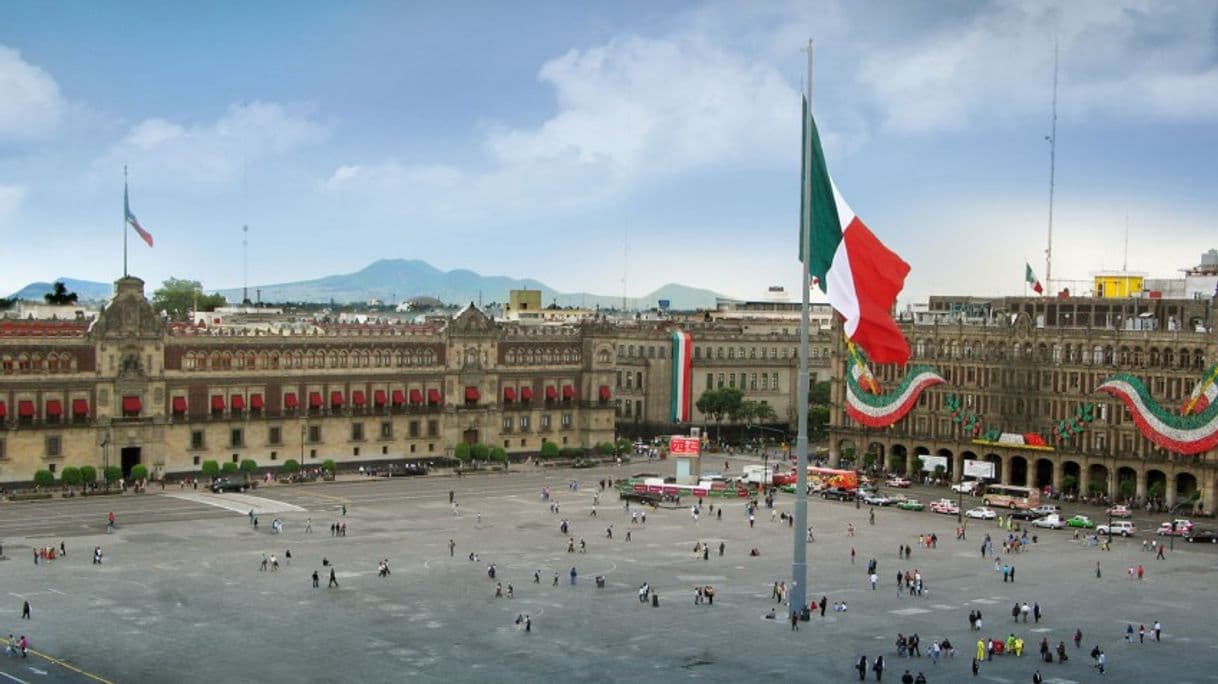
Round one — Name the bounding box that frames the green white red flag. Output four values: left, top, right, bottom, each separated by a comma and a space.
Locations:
1025, 263, 1043, 294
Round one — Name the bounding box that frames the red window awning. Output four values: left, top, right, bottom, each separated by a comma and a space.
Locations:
373, 390, 387, 406
230, 394, 246, 411
465, 386, 480, 402
309, 392, 322, 408
284, 393, 300, 409
427, 389, 441, 404
0, 401, 7, 419
121, 396, 141, 414
562, 385, 574, 400
211, 395, 226, 412
521, 387, 533, 402
392, 389, 406, 406
250, 394, 264, 411
599, 385, 611, 400
352, 390, 366, 406
330, 391, 344, 407
46, 399, 63, 417
73, 399, 90, 417
172, 396, 187, 414
545, 386, 557, 401
18, 400, 34, 417
503, 387, 516, 402
410, 389, 423, 405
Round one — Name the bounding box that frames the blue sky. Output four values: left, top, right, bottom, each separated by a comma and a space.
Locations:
2, 0, 1217, 305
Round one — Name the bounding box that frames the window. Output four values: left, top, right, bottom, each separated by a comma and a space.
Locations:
353, 447, 360, 457
561, 413, 572, 428
0, 438, 5, 460
616, 370, 623, 388
706, 373, 713, 390
520, 415, 531, 431
540, 414, 551, 429
270, 451, 278, 461
636, 372, 643, 388
409, 421, 420, 438
761, 374, 769, 390
750, 373, 758, 390
729, 373, 736, 388
728, 347, 735, 359
308, 425, 321, 443
427, 419, 439, 437
230, 429, 244, 448
310, 449, 317, 459
46, 435, 62, 458
190, 430, 205, 450
503, 417, 513, 431
717, 347, 724, 359
351, 423, 365, 441
771, 373, 779, 391
380, 422, 392, 439
232, 453, 240, 464
192, 455, 200, 466
717, 373, 724, 389
268, 427, 282, 445
694, 347, 702, 359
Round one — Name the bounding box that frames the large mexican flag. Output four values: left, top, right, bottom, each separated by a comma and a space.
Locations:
800, 97, 910, 365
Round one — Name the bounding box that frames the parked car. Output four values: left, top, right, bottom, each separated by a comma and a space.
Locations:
965, 506, 997, 520
930, 499, 960, 515
896, 498, 925, 511
1184, 528, 1218, 543
209, 477, 253, 493
1032, 514, 1064, 529
1096, 521, 1137, 537
861, 491, 893, 506
1105, 505, 1133, 518
1157, 521, 1191, 536
1008, 508, 1043, 521
1065, 515, 1096, 529
951, 480, 982, 495
1030, 505, 1062, 518
821, 487, 855, 502
885, 477, 912, 488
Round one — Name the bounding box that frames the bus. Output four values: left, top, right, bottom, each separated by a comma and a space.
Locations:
981, 484, 1041, 510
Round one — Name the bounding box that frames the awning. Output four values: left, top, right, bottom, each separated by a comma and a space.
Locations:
0, 401, 6, 419
330, 391, 344, 407
211, 395, 226, 412
427, 388, 441, 404
545, 386, 557, 401
352, 390, 366, 406
308, 392, 322, 408
392, 389, 406, 406
172, 396, 187, 413
121, 396, 141, 414
562, 385, 574, 400
521, 387, 533, 402
599, 385, 611, 400
73, 398, 90, 416
373, 390, 387, 406
250, 394, 264, 411
503, 387, 516, 402
284, 392, 300, 409
46, 399, 63, 417
409, 389, 423, 405
465, 386, 480, 402
18, 400, 34, 417
230, 394, 246, 411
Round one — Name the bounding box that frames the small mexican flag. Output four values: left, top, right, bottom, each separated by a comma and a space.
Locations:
1025, 263, 1043, 294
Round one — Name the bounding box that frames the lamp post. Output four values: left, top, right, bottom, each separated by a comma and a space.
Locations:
101, 431, 111, 492
299, 423, 306, 464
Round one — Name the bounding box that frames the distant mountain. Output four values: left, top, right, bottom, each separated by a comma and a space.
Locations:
7, 260, 727, 310
7, 278, 114, 302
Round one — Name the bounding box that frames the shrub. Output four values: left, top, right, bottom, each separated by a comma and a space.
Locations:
597, 442, 615, 456
104, 466, 122, 484
321, 459, 337, 474
559, 447, 584, 459
239, 459, 258, 476
282, 459, 301, 474
80, 465, 97, 485
61, 466, 82, 490
33, 469, 56, 488
470, 443, 489, 462
453, 443, 472, 462
539, 441, 559, 459
221, 461, 239, 475
130, 464, 149, 482
489, 447, 507, 462
201, 460, 221, 480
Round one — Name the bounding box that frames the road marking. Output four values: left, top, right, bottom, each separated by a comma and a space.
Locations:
45, 588, 66, 596
162, 491, 305, 514
891, 607, 931, 615
0, 671, 30, 684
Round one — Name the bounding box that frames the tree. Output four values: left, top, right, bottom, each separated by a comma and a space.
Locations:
321, 459, 337, 475
0, 297, 14, 311
489, 446, 508, 469
453, 442, 472, 462
540, 441, 560, 459
80, 465, 98, 486
282, 459, 301, 474
104, 466, 122, 485
221, 461, 239, 475
201, 460, 221, 480
808, 405, 830, 441
470, 443, 489, 462
151, 278, 227, 320
44, 281, 78, 305
33, 469, 56, 488
61, 466, 82, 493
130, 464, 149, 482
597, 442, 615, 456
753, 400, 779, 423
239, 459, 258, 477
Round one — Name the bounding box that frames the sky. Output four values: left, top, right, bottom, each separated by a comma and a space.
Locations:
2, 0, 1217, 305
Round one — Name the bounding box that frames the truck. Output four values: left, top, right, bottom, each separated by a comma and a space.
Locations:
741, 464, 774, 485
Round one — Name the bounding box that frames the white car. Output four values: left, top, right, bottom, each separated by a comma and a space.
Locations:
861, 491, 893, 506
951, 480, 982, 495
930, 499, 960, 515
965, 507, 996, 520
1032, 514, 1064, 529
885, 477, 912, 488
1097, 521, 1137, 537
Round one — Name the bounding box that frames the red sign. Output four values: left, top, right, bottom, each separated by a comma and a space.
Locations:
669, 436, 701, 457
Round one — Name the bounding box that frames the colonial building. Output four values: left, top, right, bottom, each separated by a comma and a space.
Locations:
829, 294, 1218, 513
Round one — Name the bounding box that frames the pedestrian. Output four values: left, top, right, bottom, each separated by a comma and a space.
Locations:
790, 611, 799, 631
342, 504, 347, 516
1074, 628, 1083, 649
21, 601, 30, 620
18, 636, 27, 658
820, 595, 827, 617
1096, 561, 1102, 578
870, 573, 878, 590
312, 570, 319, 588
1033, 602, 1041, 623
1095, 650, 1106, 674
449, 489, 454, 504
971, 657, 979, 676
873, 654, 885, 681
1156, 543, 1165, 559
1010, 565, 1015, 582
328, 567, 338, 588
851, 547, 856, 564
569, 566, 577, 585
719, 541, 725, 557
449, 539, 456, 557
902, 671, 913, 684
1138, 624, 1145, 643
856, 656, 868, 681
524, 614, 531, 632
1154, 620, 1162, 641
1032, 670, 1043, 684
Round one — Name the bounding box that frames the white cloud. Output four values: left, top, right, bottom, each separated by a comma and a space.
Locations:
0, 184, 26, 223
858, 0, 1218, 133
97, 101, 329, 187
0, 45, 65, 140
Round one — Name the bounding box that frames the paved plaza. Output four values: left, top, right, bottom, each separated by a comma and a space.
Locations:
3, 460, 1218, 683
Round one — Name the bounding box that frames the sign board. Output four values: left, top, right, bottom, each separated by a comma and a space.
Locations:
963, 459, 996, 479
917, 455, 948, 472
669, 436, 701, 457
658, 299, 671, 310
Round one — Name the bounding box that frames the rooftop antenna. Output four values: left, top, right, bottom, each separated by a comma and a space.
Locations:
242, 224, 250, 305
622, 228, 629, 311
1044, 37, 1059, 296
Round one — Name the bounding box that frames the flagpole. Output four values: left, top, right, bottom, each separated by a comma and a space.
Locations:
790, 37, 813, 618
123, 165, 129, 277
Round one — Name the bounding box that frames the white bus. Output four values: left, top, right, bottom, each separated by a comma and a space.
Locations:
981, 484, 1041, 511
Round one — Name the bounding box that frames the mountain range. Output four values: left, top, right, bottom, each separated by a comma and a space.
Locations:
7, 259, 727, 310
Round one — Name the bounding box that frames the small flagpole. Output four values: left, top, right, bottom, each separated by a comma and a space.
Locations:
123, 165, 129, 277
790, 37, 813, 617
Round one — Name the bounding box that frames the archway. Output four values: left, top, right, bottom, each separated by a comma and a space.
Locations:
1175, 471, 1199, 507
838, 439, 858, 469
984, 453, 1002, 484
961, 450, 980, 482
1034, 458, 1054, 491
1117, 466, 1138, 503
866, 442, 886, 475
1010, 456, 1029, 487
913, 445, 931, 477
120, 446, 141, 480
1146, 469, 1168, 504
1088, 464, 1110, 497
889, 444, 909, 476
934, 448, 954, 480
1062, 461, 1081, 496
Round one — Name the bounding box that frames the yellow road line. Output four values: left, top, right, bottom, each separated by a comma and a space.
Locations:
1, 638, 115, 684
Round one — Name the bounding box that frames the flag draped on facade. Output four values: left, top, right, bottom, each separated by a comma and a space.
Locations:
800, 97, 910, 365
125, 183, 154, 248
670, 330, 692, 422
1025, 263, 1043, 294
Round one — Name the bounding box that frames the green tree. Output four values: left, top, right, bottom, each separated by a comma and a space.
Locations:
808, 405, 830, 440
1061, 474, 1078, 493
239, 459, 258, 477
540, 441, 560, 459
151, 278, 227, 320
80, 465, 98, 486
0, 297, 14, 310
752, 400, 779, 423
1118, 478, 1136, 500
43, 281, 78, 305
130, 464, 149, 482
33, 469, 56, 488
597, 442, 615, 456
61, 466, 82, 493
489, 446, 508, 468
470, 443, 489, 462
201, 460, 220, 480
221, 461, 238, 475
282, 459, 301, 474
321, 459, 337, 475
104, 466, 122, 485
615, 437, 631, 454
453, 442, 472, 462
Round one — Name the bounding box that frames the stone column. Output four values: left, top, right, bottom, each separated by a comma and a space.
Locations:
1108, 468, 1118, 500
1202, 470, 1215, 516
1052, 459, 1064, 493
954, 452, 965, 484
1002, 454, 1013, 485
1079, 461, 1091, 497
1165, 470, 1178, 508
829, 443, 841, 469
1135, 468, 1147, 502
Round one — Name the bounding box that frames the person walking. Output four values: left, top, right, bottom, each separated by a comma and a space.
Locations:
328, 567, 339, 588
21, 601, 30, 620
872, 654, 885, 681
856, 656, 868, 681
820, 595, 828, 618
790, 611, 799, 631
569, 566, 577, 586
1154, 620, 1162, 641
449, 539, 456, 557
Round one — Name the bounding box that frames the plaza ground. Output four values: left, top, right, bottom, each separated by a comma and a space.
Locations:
3, 458, 1217, 683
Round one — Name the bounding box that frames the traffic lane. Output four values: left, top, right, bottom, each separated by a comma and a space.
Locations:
0, 642, 109, 684
0, 496, 232, 538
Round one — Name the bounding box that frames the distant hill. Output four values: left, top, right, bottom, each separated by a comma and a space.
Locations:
8, 260, 727, 310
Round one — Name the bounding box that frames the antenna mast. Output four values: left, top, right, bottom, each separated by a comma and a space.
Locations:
1045, 39, 1059, 296
242, 224, 249, 305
